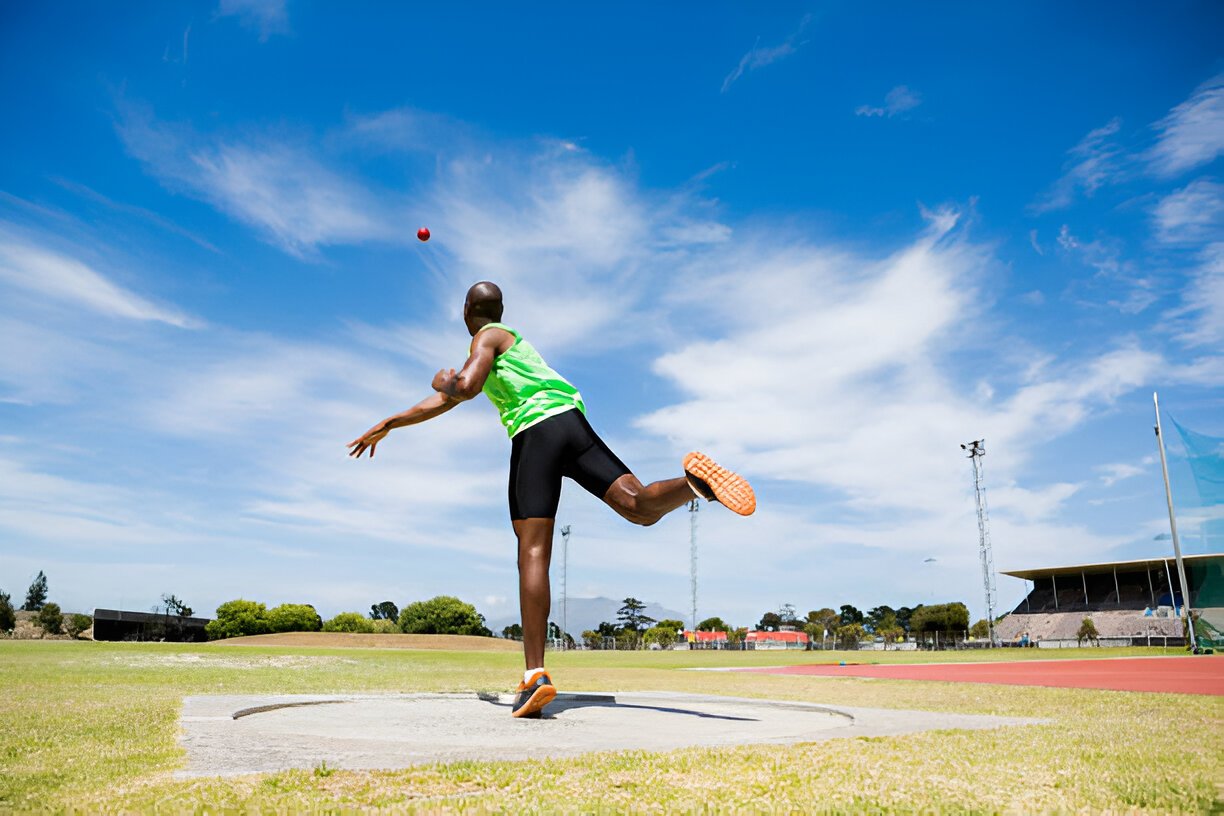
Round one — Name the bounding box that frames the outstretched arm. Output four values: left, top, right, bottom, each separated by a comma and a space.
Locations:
347, 329, 509, 459
347, 392, 458, 458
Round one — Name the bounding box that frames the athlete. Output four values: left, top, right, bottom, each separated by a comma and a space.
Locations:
348, 281, 755, 718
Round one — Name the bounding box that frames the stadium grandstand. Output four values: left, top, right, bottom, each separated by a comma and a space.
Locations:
996, 553, 1223, 648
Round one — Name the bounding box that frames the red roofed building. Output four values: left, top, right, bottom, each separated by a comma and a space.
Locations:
745, 629, 809, 650
684, 629, 729, 648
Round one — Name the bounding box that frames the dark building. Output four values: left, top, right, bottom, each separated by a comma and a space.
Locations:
92, 608, 211, 642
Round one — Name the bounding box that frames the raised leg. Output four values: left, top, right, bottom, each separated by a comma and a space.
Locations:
602, 473, 693, 526
513, 517, 554, 670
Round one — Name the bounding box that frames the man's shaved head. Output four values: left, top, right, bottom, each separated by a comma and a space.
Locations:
464, 281, 504, 329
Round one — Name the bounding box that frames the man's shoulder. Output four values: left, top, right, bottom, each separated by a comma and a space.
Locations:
474, 324, 516, 354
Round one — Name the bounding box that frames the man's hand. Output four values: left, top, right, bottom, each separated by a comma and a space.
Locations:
432, 368, 458, 396
348, 422, 390, 459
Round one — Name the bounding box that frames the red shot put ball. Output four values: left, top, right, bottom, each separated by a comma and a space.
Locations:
417, 227, 431, 242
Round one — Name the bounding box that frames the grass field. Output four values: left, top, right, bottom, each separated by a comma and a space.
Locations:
2, 639, 1221, 813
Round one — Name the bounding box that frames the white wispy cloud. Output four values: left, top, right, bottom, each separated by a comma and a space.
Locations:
855, 85, 923, 119
1097, 461, 1145, 487
1171, 240, 1224, 348
1153, 178, 1224, 245
50, 177, 221, 253
1056, 224, 1158, 314
116, 104, 402, 258
216, 0, 289, 41
721, 15, 811, 93
0, 228, 194, 327
1031, 118, 1123, 213
1148, 73, 1224, 178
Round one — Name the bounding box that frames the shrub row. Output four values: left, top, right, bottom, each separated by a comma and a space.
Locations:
206, 595, 491, 640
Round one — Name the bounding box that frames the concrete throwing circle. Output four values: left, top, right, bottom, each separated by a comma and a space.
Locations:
178, 692, 1044, 777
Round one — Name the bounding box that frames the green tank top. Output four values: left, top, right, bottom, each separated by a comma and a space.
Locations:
477, 323, 584, 438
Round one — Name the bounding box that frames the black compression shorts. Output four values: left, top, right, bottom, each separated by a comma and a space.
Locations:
508, 408, 631, 520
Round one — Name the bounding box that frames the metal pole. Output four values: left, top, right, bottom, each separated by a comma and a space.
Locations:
689, 499, 699, 632
1153, 392, 1197, 651
1113, 568, 1120, 608
559, 525, 571, 650
963, 440, 998, 646
1053, 574, 1058, 610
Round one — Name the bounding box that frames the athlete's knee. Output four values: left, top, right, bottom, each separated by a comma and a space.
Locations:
614, 494, 662, 526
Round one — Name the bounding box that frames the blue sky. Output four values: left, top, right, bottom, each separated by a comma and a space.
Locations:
1, 2, 1222, 630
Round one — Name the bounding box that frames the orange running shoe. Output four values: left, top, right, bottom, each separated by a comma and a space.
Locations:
511, 670, 556, 718
683, 452, 756, 516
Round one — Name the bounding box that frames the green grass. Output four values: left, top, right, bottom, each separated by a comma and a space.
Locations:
1, 640, 1221, 813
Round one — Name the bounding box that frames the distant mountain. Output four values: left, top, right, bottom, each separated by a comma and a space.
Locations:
486, 596, 688, 639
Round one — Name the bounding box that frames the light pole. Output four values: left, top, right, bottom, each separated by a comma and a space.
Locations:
559, 525, 570, 649
689, 499, 699, 633
961, 440, 998, 647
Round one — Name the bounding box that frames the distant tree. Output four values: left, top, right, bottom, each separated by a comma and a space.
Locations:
644, 625, 678, 649
36, 602, 63, 635
398, 596, 491, 636
697, 616, 730, 633
896, 606, 918, 633
835, 622, 866, 649
838, 604, 864, 626
657, 618, 685, 632
616, 598, 655, 634
161, 594, 193, 617
323, 612, 376, 633
502, 623, 523, 639
22, 571, 48, 612
268, 603, 323, 633
615, 628, 639, 650
728, 627, 748, 645
969, 619, 991, 639
807, 608, 840, 635
371, 618, 398, 633
0, 590, 15, 632
757, 611, 782, 632
205, 599, 271, 640
878, 625, 906, 647
778, 603, 800, 627
866, 605, 897, 633
910, 602, 970, 634
370, 601, 399, 621
545, 621, 576, 648
65, 614, 92, 639
596, 621, 619, 637
1077, 617, 1099, 646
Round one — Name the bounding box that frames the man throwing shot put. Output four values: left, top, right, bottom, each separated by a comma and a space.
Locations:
348, 281, 755, 718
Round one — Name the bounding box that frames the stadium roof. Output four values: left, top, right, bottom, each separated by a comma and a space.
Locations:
1001, 553, 1223, 581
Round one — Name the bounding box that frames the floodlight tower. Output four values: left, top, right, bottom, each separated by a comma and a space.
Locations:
689, 499, 699, 631
961, 440, 998, 646
559, 525, 571, 650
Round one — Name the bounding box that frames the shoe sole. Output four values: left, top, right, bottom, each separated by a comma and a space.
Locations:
511, 684, 557, 718
683, 452, 756, 516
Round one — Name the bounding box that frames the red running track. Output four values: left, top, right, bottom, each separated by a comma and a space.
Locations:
744, 656, 1224, 695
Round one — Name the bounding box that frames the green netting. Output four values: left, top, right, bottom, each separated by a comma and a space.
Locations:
1168, 417, 1224, 648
